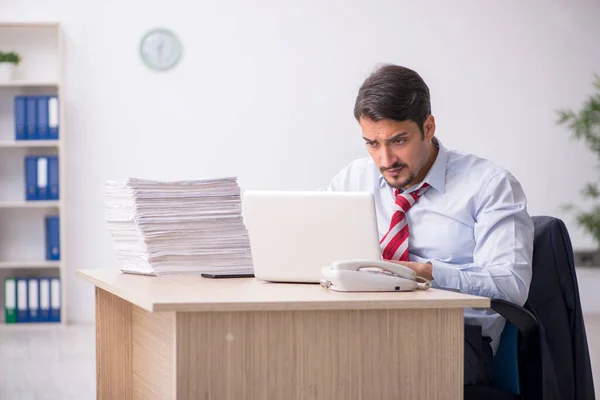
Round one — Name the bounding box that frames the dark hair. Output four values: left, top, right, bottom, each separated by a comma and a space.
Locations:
353, 64, 431, 135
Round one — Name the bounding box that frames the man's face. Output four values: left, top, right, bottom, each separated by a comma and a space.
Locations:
359, 115, 436, 190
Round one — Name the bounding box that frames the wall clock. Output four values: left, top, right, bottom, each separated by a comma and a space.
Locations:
140, 28, 182, 71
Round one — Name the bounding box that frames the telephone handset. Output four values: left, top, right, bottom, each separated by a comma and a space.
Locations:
320, 259, 431, 292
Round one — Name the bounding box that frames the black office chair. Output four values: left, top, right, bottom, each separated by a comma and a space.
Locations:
465, 216, 596, 400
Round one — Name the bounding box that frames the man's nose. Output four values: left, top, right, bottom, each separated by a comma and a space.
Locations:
379, 146, 396, 168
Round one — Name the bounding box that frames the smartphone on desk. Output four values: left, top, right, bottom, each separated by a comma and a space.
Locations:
201, 272, 255, 279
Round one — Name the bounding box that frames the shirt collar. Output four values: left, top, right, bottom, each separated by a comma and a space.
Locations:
377, 137, 448, 194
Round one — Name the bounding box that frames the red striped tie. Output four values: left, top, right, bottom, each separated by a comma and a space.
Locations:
380, 183, 430, 261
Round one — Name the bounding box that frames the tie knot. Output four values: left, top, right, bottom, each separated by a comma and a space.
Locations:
393, 183, 430, 213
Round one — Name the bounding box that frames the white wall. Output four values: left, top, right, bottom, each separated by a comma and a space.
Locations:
2, 0, 599, 323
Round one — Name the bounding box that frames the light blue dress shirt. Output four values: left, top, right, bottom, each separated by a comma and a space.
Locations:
327, 138, 534, 353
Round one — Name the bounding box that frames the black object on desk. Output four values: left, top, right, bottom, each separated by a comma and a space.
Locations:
201, 272, 255, 279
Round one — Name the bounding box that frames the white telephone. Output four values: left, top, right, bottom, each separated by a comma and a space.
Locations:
320, 259, 431, 292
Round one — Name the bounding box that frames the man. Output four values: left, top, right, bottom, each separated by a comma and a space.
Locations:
327, 64, 534, 388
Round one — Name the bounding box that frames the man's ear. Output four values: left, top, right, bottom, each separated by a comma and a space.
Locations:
423, 115, 436, 140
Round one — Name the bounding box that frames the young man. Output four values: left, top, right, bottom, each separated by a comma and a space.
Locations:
327, 64, 534, 387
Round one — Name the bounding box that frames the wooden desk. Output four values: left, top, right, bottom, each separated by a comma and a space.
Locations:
78, 269, 490, 400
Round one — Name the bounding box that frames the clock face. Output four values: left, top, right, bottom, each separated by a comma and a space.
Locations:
140, 28, 182, 71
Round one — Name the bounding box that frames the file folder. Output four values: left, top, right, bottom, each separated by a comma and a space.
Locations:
16, 278, 28, 323
37, 157, 48, 200
37, 96, 49, 140
26, 97, 37, 140
50, 278, 60, 322
25, 156, 38, 200
48, 156, 59, 200
28, 279, 40, 322
45, 216, 60, 260
48, 96, 59, 140
39, 279, 50, 322
14, 96, 26, 140
4, 278, 17, 323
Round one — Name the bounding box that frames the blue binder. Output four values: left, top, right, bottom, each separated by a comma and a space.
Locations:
25, 97, 37, 140
39, 278, 51, 322
16, 278, 28, 323
50, 278, 60, 322
14, 96, 26, 140
48, 95, 59, 140
28, 279, 40, 323
48, 156, 59, 200
37, 96, 49, 140
45, 216, 60, 261
25, 156, 38, 201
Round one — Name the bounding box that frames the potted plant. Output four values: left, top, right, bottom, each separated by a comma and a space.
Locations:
0, 51, 21, 81
557, 74, 600, 262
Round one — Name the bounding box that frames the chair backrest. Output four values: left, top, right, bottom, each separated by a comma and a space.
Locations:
492, 322, 520, 394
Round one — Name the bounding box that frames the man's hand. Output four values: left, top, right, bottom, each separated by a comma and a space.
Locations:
390, 261, 433, 281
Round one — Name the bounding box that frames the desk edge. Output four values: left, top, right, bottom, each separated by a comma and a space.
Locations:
76, 270, 156, 312
153, 297, 490, 312
75, 270, 491, 312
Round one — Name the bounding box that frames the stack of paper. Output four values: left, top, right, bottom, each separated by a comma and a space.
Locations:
105, 177, 253, 276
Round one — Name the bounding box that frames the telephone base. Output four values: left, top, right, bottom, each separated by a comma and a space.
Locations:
320, 268, 422, 292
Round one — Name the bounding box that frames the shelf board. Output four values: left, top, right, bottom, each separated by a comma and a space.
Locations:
0, 81, 59, 88
0, 140, 59, 148
0, 322, 63, 330
0, 22, 60, 28
0, 201, 60, 209
0, 261, 60, 269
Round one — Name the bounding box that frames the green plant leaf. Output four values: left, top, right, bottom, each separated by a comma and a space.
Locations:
581, 183, 600, 199
594, 74, 600, 91
575, 205, 600, 248
556, 109, 575, 125
557, 73, 600, 250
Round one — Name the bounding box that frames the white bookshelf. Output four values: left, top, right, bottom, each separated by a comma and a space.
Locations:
0, 140, 60, 148
0, 81, 59, 88
0, 261, 60, 269
0, 201, 60, 209
0, 22, 66, 326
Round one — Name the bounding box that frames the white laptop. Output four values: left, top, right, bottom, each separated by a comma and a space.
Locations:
242, 190, 382, 283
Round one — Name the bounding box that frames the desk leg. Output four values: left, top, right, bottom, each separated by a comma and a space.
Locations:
95, 287, 133, 400
96, 290, 177, 399
175, 308, 463, 400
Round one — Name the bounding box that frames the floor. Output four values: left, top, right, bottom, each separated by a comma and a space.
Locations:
0, 274, 599, 399
0, 324, 95, 399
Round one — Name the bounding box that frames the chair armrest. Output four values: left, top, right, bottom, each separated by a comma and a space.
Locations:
491, 300, 542, 399
491, 299, 538, 339
491, 299, 540, 366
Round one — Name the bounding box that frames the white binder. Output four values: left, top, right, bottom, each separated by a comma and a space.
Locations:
50, 278, 61, 322
28, 279, 39, 322
39, 278, 50, 322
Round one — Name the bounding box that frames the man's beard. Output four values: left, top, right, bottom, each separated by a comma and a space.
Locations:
381, 162, 415, 189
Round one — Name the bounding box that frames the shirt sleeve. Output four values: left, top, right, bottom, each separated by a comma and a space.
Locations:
430, 171, 534, 306
326, 165, 349, 191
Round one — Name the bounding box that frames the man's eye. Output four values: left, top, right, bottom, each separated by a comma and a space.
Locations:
366, 141, 378, 148
393, 139, 405, 145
